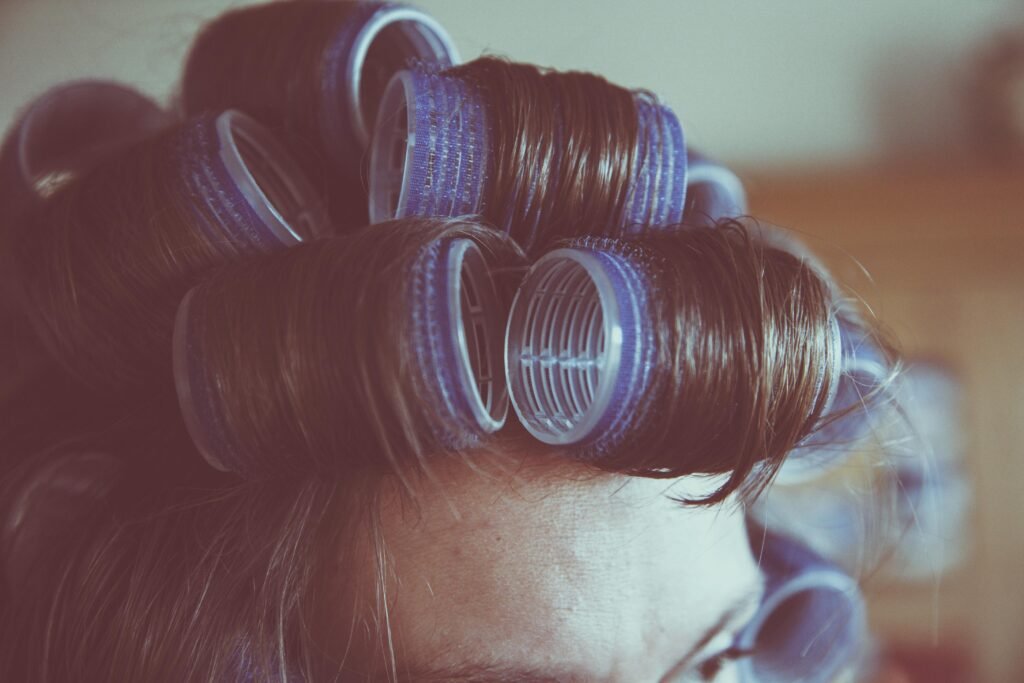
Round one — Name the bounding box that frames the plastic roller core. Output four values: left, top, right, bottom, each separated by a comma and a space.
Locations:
369, 71, 415, 223
350, 6, 458, 147
506, 250, 624, 445
217, 110, 327, 245
172, 287, 229, 473
448, 239, 508, 433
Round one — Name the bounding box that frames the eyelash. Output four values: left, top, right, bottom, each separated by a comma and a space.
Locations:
695, 645, 754, 680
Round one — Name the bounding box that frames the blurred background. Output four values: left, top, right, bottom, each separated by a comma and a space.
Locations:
1, 1, 1021, 680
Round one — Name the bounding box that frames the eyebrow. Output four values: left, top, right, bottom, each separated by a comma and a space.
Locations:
400, 583, 765, 683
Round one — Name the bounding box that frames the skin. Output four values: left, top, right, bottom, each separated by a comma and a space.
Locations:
371, 452, 765, 683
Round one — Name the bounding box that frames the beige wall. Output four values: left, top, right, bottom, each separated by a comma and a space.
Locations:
1, 0, 1020, 167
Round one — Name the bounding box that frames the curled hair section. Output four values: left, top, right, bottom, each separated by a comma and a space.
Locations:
173, 218, 525, 477
9, 110, 328, 395
181, 0, 458, 228
778, 316, 893, 482
750, 224, 897, 483
504, 222, 841, 501
369, 57, 687, 254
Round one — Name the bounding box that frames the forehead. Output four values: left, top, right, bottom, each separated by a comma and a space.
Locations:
375, 455, 761, 680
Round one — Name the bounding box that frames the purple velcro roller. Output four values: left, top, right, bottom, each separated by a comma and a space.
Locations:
317, 2, 460, 178
173, 230, 508, 475
620, 94, 688, 231
408, 236, 511, 447
683, 148, 748, 228
178, 110, 329, 256
369, 67, 490, 223
182, 2, 458, 186
738, 528, 868, 683
504, 237, 659, 455
369, 65, 687, 250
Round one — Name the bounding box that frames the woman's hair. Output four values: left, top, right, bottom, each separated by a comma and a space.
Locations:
0, 445, 360, 681
0, 219, 883, 681
0, 4, 899, 682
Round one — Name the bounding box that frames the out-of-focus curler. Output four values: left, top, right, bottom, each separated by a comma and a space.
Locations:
738, 528, 868, 683
0, 80, 169, 228
369, 58, 687, 254
682, 149, 747, 228
503, 225, 840, 499
750, 224, 894, 484
0, 81, 170, 308
11, 110, 328, 394
173, 218, 525, 477
181, 0, 458, 228
1, 451, 121, 593
882, 362, 971, 578
749, 365, 970, 580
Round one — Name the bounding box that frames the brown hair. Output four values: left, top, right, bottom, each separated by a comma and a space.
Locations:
174, 217, 525, 478
0, 212, 881, 680
0, 16, 889, 679
0, 445, 362, 682
449, 58, 642, 251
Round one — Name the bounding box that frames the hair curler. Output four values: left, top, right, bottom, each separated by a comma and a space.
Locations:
369, 62, 687, 251
12, 109, 328, 394
682, 149, 747, 228
503, 231, 840, 478
738, 528, 868, 683
408, 235, 511, 441
0, 81, 170, 308
0, 80, 169, 225
370, 67, 490, 225
179, 110, 329, 254
878, 362, 971, 579
748, 364, 970, 583
181, 1, 458, 227
173, 220, 518, 476
503, 239, 657, 452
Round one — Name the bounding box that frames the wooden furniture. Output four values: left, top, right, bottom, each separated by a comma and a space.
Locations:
746, 163, 1024, 682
